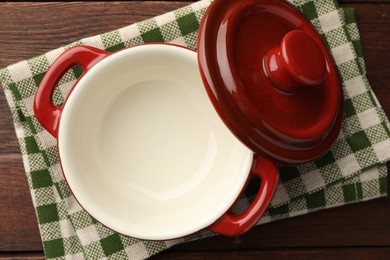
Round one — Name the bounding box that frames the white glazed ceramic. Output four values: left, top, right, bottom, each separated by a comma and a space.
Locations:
57, 45, 253, 239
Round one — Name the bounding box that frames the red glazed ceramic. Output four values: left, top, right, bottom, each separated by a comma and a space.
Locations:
33, 0, 343, 240
198, 0, 343, 165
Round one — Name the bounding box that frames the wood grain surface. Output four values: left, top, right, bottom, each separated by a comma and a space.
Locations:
0, 1, 389, 259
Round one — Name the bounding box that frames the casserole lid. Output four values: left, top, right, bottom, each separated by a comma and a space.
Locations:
197, 0, 344, 164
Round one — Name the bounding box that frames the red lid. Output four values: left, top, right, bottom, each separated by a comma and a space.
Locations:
197, 0, 344, 164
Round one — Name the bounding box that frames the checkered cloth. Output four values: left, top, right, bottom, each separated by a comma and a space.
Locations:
1, 0, 389, 259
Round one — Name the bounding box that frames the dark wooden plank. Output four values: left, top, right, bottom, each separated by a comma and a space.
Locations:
0, 90, 20, 154
37, 0, 390, 2
0, 252, 44, 260
153, 247, 390, 259
0, 2, 188, 67
340, 0, 390, 3
2, 247, 390, 260
0, 155, 43, 251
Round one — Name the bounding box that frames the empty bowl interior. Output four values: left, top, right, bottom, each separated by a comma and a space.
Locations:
58, 44, 253, 239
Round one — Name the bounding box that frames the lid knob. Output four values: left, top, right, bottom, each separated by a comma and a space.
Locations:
263, 30, 326, 94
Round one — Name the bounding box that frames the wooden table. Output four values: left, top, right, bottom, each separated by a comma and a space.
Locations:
0, 1, 389, 259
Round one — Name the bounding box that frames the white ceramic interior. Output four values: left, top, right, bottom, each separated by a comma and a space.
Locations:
58, 44, 253, 240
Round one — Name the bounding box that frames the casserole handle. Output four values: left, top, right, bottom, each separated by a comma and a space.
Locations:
208, 155, 279, 236
34, 46, 108, 137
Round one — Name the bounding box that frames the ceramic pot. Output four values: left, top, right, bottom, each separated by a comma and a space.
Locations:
34, 0, 343, 240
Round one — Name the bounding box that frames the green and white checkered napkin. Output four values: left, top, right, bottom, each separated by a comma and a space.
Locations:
1, 0, 390, 259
